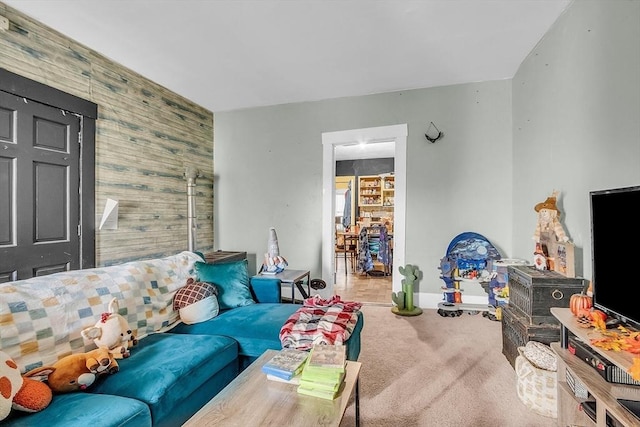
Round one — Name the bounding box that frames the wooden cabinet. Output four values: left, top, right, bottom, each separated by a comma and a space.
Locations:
551, 308, 640, 427
358, 175, 394, 209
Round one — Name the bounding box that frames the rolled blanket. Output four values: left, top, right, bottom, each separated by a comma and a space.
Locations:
279, 295, 361, 351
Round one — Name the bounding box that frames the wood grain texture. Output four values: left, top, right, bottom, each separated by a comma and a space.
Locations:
184, 349, 361, 426
0, 3, 214, 265
551, 308, 640, 427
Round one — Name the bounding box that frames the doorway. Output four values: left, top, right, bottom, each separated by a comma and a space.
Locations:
321, 124, 407, 302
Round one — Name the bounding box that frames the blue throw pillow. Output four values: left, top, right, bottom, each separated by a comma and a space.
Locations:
195, 260, 255, 310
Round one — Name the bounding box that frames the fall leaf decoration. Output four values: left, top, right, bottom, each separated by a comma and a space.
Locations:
630, 358, 640, 381
590, 325, 640, 381
592, 317, 607, 332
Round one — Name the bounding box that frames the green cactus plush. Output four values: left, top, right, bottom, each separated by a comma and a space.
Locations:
391, 264, 423, 316
391, 290, 405, 310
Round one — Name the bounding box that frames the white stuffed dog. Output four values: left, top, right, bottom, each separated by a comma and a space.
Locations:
81, 298, 137, 359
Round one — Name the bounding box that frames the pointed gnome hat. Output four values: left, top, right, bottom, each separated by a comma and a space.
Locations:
264, 227, 287, 273
267, 227, 280, 257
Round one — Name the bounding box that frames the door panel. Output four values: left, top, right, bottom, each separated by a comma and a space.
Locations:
0, 91, 80, 281
0, 156, 12, 246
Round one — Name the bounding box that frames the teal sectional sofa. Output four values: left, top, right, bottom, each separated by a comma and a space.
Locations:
0, 252, 363, 427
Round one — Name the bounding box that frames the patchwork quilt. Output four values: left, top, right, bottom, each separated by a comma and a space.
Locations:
279, 295, 361, 351
0, 251, 201, 372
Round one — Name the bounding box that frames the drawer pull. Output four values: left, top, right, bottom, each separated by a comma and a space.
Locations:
551, 289, 564, 300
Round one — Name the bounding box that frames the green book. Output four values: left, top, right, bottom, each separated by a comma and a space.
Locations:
304, 344, 346, 374
297, 381, 344, 400
300, 358, 344, 382
299, 375, 344, 392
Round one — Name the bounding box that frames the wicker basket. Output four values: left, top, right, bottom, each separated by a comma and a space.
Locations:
515, 347, 557, 418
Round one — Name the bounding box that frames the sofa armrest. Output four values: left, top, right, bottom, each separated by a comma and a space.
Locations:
249, 276, 282, 303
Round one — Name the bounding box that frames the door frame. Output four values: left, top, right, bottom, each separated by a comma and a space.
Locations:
0, 68, 97, 271
321, 124, 407, 298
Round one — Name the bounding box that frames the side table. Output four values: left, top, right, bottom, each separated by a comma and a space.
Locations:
255, 269, 310, 303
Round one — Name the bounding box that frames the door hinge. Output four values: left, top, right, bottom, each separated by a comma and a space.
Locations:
77, 224, 81, 237
76, 114, 83, 145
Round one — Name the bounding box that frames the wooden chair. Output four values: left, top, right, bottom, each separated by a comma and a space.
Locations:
335, 230, 358, 274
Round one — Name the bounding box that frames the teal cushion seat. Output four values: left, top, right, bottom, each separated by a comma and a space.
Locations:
3, 392, 151, 427
170, 303, 364, 365
195, 260, 255, 309
171, 303, 299, 358
89, 333, 238, 427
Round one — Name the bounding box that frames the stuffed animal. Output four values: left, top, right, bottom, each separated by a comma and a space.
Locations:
24, 347, 118, 394
0, 351, 52, 422
81, 298, 137, 359
533, 190, 570, 243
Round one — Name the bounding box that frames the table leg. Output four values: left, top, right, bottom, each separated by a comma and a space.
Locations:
344, 248, 347, 275
294, 272, 311, 299
355, 377, 360, 427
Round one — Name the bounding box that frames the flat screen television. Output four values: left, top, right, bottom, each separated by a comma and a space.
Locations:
590, 185, 640, 330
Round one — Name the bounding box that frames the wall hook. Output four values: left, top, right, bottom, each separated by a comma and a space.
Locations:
425, 122, 444, 143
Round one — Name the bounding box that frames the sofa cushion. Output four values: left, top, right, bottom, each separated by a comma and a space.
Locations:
3, 392, 151, 427
195, 260, 255, 310
170, 303, 300, 358
89, 333, 238, 424
178, 295, 219, 325
174, 279, 220, 324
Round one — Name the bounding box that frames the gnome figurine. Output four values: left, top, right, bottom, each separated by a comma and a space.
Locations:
262, 227, 288, 273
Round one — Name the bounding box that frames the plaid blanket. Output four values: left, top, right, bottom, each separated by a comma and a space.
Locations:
279, 295, 362, 351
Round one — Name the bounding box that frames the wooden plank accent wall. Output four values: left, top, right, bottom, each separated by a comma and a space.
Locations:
0, 3, 214, 266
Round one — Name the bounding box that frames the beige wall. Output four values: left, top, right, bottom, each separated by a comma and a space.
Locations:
0, 3, 214, 265
213, 0, 639, 306
512, 0, 640, 277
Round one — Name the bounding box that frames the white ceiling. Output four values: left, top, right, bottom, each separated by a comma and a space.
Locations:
3, 0, 571, 160
3, 0, 571, 115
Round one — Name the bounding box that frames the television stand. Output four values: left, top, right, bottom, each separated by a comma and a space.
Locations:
551, 308, 640, 427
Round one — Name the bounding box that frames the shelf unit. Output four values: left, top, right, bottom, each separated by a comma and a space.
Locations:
358, 175, 394, 213
358, 175, 383, 207
551, 308, 640, 427
382, 175, 394, 207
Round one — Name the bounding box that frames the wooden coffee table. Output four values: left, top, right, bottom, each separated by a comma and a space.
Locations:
183, 349, 361, 426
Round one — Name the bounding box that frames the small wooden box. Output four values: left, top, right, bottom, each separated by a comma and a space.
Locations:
507, 265, 586, 325
540, 231, 576, 277
203, 251, 247, 264
501, 305, 560, 369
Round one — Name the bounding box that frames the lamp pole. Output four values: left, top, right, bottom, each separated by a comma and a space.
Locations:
185, 166, 199, 252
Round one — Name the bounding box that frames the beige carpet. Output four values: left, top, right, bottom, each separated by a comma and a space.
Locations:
339, 304, 557, 427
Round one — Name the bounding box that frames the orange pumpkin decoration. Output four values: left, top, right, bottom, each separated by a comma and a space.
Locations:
570, 292, 593, 316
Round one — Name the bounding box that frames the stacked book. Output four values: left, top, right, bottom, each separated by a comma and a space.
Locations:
297, 344, 347, 400
261, 348, 309, 382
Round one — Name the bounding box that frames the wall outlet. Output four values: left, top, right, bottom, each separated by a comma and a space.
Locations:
0, 15, 9, 31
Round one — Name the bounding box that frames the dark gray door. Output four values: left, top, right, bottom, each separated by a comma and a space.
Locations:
0, 90, 81, 280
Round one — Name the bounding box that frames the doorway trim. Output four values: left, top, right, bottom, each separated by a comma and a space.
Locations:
321, 124, 407, 299
0, 68, 97, 275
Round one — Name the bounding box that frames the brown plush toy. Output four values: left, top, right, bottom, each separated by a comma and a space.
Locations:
0, 351, 52, 422
24, 347, 119, 394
